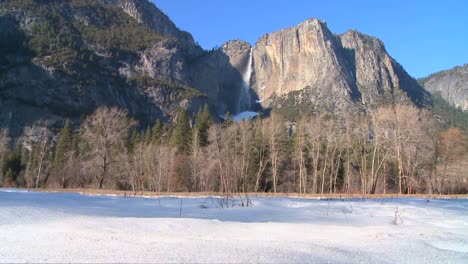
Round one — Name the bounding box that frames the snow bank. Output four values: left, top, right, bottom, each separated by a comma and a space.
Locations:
220, 111, 258, 122
0, 189, 467, 263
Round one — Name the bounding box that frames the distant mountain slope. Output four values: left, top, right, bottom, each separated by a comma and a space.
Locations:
419, 64, 468, 111
0, 0, 208, 136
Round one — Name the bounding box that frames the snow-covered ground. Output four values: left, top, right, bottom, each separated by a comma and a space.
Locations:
220, 111, 258, 122
0, 189, 467, 263
231, 111, 258, 122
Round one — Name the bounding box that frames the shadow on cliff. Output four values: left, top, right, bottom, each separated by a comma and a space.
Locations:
392, 62, 433, 107
340, 43, 431, 108
188, 49, 264, 116
340, 47, 363, 102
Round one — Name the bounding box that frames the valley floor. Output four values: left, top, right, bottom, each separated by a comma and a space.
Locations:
0, 189, 467, 263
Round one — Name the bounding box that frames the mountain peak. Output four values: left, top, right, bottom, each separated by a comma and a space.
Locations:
298, 18, 327, 27
106, 0, 201, 55
340, 30, 386, 51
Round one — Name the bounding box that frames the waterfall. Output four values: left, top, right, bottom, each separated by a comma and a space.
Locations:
243, 48, 253, 88
239, 48, 253, 111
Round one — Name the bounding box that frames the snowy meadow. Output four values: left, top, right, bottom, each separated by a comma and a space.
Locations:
0, 189, 467, 263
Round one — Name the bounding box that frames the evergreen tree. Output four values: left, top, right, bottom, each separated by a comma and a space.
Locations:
2, 145, 22, 186
195, 104, 212, 147
53, 120, 73, 170
127, 128, 140, 153
171, 108, 192, 154
143, 126, 152, 144
151, 119, 162, 145
223, 112, 233, 128
71, 133, 80, 159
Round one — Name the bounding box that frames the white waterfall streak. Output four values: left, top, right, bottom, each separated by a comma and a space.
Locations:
239, 48, 253, 111
242, 48, 253, 88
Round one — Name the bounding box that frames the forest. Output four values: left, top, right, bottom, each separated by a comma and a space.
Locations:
0, 103, 466, 195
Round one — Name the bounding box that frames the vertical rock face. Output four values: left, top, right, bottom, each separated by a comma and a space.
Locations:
419, 65, 468, 111
250, 18, 430, 114
339, 30, 430, 108
251, 19, 357, 113
339, 30, 398, 106
189, 40, 252, 114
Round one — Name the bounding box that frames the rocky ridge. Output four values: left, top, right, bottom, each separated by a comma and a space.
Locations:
419, 64, 468, 111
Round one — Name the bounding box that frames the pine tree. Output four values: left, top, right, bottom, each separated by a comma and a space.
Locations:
2, 144, 22, 186
223, 112, 233, 128
143, 126, 152, 144
71, 133, 80, 159
195, 104, 212, 147
127, 128, 140, 153
151, 119, 162, 145
53, 120, 73, 171
53, 120, 73, 188
171, 108, 192, 154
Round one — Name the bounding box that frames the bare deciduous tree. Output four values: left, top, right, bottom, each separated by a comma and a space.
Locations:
80, 107, 135, 189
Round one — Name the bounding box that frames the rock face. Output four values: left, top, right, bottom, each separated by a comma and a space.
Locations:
106, 0, 201, 56
250, 19, 430, 114
123, 39, 188, 83
189, 40, 252, 114
251, 19, 357, 113
419, 65, 468, 111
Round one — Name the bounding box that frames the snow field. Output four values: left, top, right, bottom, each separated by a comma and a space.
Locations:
0, 189, 467, 263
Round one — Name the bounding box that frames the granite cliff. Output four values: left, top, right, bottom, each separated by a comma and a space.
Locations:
419, 64, 468, 111
250, 19, 430, 116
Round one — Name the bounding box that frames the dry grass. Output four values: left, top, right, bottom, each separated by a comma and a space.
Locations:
20, 188, 468, 199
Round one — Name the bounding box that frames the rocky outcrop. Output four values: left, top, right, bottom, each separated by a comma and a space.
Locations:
251, 19, 357, 113
105, 0, 201, 56
339, 30, 430, 108
119, 39, 189, 84
250, 18, 430, 113
419, 64, 468, 111
339, 30, 398, 106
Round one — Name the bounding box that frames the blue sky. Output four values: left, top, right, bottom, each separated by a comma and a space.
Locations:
154, 0, 468, 78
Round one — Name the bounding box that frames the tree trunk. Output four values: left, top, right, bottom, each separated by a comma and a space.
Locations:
35, 136, 48, 188
321, 143, 329, 194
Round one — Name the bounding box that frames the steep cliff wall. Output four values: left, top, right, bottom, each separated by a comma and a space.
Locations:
419, 65, 468, 111
250, 19, 430, 115
189, 40, 251, 114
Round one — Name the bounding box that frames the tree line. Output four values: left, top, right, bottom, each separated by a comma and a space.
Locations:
0, 103, 466, 194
